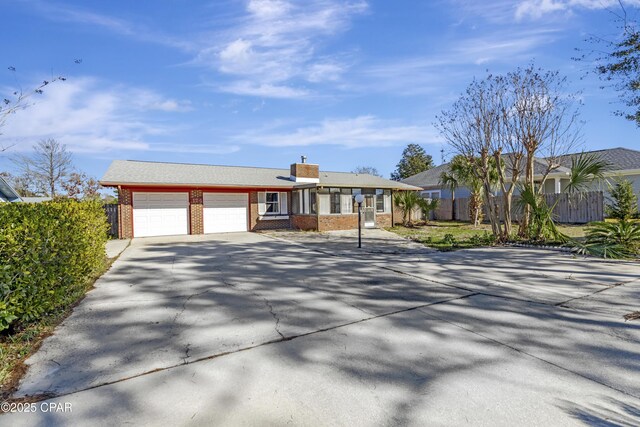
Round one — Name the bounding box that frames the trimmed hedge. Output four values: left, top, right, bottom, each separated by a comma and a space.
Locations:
0, 200, 108, 332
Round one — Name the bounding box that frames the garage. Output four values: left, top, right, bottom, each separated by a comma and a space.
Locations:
203, 193, 248, 233
133, 192, 189, 237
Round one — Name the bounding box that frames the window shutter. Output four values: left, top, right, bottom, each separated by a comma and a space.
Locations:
258, 192, 266, 215
280, 192, 288, 214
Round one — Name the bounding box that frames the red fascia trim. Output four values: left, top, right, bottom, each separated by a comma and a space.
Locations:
121, 185, 293, 193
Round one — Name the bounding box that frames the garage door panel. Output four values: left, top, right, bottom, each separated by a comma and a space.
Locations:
203, 193, 248, 233
133, 192, 189, 237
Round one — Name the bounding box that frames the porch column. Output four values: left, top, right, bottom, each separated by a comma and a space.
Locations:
189, 189, 204, 235
554, 177, 561, 194
118, 187, 133, 239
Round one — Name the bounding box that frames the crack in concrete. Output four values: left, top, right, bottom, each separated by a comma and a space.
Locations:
16, 293, 478, 404
264, 298, 285, 339
418, 308, 640, 400
555, 281, 629, 307
183, 343, 191, 363
215, 266, 286, 339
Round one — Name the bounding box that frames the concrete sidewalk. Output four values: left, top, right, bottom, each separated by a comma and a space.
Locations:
105, 239, 130, 259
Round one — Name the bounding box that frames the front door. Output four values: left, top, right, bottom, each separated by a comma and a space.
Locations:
363, 195, 375, 228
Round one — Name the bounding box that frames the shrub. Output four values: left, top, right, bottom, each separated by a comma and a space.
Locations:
578, 220, 640, 259
606, 179, 639, 220
442, 233, 457, 246
0, 200, 108, 332
517, 184, 568, 243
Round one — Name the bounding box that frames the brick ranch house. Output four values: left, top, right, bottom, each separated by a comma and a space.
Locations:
100, 158, 420, 238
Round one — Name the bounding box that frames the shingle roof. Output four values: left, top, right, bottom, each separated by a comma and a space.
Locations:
100, 160, 420, 191
400, 147, 640, 189
555, 147, 640, 171
400, 164, 451, 188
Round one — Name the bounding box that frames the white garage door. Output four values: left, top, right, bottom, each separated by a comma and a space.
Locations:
133, 192, 189, 237
203, 193, 248, 233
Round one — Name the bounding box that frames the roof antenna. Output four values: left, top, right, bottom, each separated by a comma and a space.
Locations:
301, 155, 307, 164
440, 148, 445, 164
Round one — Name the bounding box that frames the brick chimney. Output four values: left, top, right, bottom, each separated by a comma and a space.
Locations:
290, 155, 319, 183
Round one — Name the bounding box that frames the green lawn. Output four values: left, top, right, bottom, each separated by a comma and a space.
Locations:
387, 220, 589, 251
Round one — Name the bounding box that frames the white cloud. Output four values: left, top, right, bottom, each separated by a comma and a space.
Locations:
1, 77, 191, 153
516, 0, 640, 20
233, 115, 441, 148
218, 81, 309, 98
357, 29, 557, 96
196, 0, 368, 98
451, 0, 640, 23
22, 0, 194, 50
246, 0, 292, 18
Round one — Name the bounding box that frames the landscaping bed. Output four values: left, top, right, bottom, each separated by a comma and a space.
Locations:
388, 220, 589, 251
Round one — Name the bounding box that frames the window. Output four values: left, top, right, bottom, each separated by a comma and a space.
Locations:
376, 189, 384, 213
258, 192, 288, 217
303, 189, 310, 214
266, 192, 279, 214
292, 190, 300, 214
340, 188, 353, 214
309, 189, 317, 214
330, 188, 341, 214
422, 190, 440, 200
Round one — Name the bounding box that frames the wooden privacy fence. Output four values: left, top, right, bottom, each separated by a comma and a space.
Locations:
103, 204, 119, 238
433, 191, 604, 224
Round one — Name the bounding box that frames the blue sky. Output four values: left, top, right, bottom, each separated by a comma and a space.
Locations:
1, 0, 639, 180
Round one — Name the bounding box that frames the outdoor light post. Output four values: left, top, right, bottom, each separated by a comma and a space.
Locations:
354, 194, 365, 248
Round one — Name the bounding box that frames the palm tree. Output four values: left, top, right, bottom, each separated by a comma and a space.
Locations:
440, 155, 490, 226
394, 191, 421, 225
439, 170, 458, 220
564, 152, 611, 194
417, 196, 439, 223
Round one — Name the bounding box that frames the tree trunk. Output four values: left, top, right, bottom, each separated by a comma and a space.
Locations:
451, 188, 456, 221
519, 153, 535, 236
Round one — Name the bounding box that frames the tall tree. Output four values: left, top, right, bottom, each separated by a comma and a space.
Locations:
12, 139, 73, 197
435, 76, 505, 238
577, 3, 640, 125
61, 172, 101, 200
436, 67, 582, 241
390, 144, 433, 181
352, 166, 382, 177
502, 66, 581, 235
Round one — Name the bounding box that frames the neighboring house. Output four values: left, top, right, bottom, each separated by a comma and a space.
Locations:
20, 197, 53, 203
402, 147, 640, 199
99, 157, 420, 238
0, 176, 23, 202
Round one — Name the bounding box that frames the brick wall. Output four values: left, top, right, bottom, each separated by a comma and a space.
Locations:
249, 191, 293, 231
290, 163, 319, 179
292, 214, 318, 231
376, 213, 392, 228
318, 214, 359, 231
317, 213, 393, 231
189, 189, 204, 234
253, 218, 292, 230
118, 187, 133, 239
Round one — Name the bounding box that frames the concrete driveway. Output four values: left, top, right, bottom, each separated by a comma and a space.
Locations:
4, 230, 640, 426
